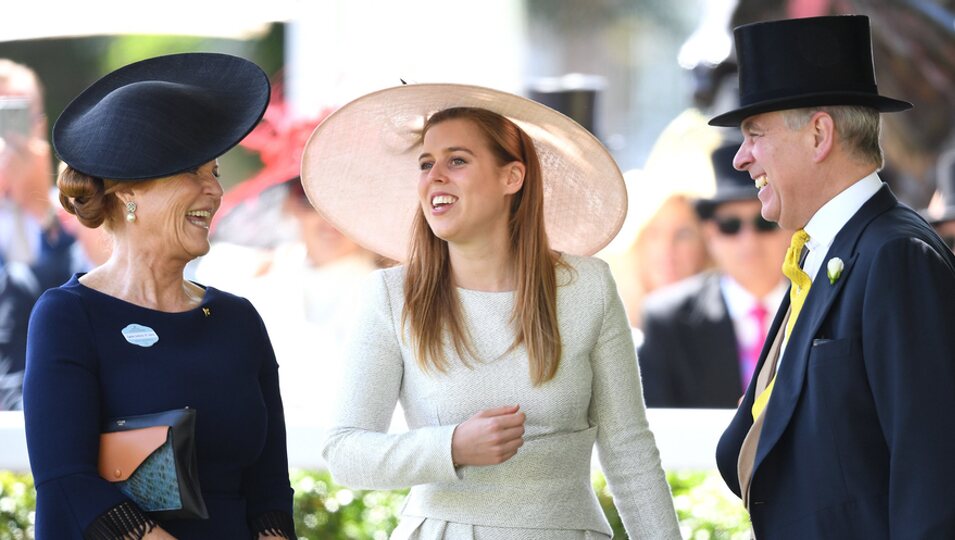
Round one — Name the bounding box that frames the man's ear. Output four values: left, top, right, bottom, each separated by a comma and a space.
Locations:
809, 111, 835, 163
502, 162, 525, 195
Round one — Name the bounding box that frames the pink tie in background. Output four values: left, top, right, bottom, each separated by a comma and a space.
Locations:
740, 302, 769, 390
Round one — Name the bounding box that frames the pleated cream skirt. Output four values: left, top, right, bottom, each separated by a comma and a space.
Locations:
391, 517, 612, 540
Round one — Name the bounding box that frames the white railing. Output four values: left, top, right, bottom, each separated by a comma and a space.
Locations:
0, 408, 736, 473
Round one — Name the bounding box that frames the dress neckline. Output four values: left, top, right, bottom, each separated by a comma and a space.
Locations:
69, 273, 216, 315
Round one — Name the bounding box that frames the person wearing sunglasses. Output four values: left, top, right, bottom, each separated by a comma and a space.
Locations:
637, 142, 789, 408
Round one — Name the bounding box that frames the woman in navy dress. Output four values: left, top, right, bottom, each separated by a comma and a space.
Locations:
22, 53, 295, 539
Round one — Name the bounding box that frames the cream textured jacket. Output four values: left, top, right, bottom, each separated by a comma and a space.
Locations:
321, 255, 681, 539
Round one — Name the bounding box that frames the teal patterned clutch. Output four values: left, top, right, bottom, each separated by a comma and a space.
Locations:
99, 408, 208, 520
114, 431, 182, 512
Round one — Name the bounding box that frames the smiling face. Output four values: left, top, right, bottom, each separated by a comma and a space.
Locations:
119, 159, 223, 261
734, 110, 819, 230
417, 118, 523, 249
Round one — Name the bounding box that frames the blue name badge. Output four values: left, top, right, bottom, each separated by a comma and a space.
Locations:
121, 324, 159, 347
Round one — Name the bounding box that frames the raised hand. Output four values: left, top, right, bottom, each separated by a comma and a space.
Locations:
451, 404, 526, 467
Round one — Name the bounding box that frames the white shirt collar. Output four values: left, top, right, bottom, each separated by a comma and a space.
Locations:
720, 274, 788, 321
721, 275, 787, 351
803, 171, 882, 256
777, 172, 882, 368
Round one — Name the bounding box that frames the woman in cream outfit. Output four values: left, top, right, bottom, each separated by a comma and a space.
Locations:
304, 84, 680, 539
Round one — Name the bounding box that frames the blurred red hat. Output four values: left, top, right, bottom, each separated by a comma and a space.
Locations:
212, 78, 335, 244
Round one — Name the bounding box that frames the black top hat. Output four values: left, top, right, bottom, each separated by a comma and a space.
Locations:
709, 15, 912, 127
695, 142, 757, 219
53, 52, 270, 180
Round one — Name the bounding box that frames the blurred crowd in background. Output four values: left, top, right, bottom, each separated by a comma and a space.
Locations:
3, 0, 955, 417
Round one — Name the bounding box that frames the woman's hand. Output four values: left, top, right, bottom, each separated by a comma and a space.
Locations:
451, 405, 525, 467
142, 525, 176, 539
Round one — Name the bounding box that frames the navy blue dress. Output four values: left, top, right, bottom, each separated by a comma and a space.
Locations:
23, 275, 295, 539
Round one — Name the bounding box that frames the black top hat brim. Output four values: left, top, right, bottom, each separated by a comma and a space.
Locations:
53, 52, 270, 180
709, 91, 912, 127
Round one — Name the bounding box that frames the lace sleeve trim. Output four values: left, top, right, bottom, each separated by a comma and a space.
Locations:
84, 500, 157, 540
250, 509, 297, 538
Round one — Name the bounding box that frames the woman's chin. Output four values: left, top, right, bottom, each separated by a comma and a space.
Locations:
427, 225, 456, 244
181, 240, 212, 260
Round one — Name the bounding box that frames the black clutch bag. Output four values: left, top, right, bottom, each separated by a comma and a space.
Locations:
98, 407, 209, 520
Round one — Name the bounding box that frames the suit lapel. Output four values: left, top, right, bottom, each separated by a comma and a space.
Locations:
692, 273, 743, 396
753, 185, 898, 470
739, 306, 790, 507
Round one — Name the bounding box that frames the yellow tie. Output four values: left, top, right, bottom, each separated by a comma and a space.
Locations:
752, 229, 811, 420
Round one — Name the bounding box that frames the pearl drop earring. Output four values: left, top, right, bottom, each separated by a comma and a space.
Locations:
125, 201, 137, 223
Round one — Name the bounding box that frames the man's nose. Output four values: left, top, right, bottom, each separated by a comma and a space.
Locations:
733, 143, 751, 172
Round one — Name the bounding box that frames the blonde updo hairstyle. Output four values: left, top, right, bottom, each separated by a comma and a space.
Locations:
57, 166, 138, 229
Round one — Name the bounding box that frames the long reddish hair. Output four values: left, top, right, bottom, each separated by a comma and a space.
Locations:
402, 107, 562, 385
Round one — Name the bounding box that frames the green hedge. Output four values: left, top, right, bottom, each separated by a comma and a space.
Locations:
0, 471, 34, 540
1, 469, 749, 539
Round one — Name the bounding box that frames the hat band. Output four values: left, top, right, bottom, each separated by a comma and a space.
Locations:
740, 84, 879, 107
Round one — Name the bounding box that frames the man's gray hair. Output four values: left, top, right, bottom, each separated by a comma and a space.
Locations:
783, 106, 883, 168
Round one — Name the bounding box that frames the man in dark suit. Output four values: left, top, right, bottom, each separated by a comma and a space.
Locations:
709, 16, 955, 538
639, 143, 789, 408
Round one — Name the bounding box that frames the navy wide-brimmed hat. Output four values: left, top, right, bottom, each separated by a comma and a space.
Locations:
695, 142, 757, 219
53, 52, 270, 180
709, 15, 912, 127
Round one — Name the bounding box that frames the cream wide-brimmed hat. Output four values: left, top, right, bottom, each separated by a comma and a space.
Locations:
300, 83, 626, 262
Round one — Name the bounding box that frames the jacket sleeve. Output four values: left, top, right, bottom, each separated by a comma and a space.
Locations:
637, 305, 680, 407
321, 271, 460, 490
240, 299, 296, 538
863, 237, 955, 537
23, 289, 154, 538
589, 261, 682, 540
